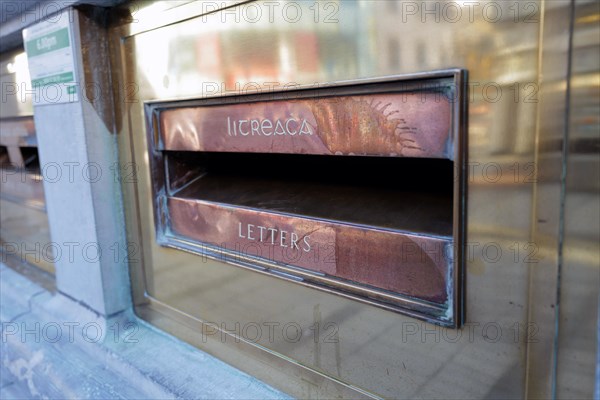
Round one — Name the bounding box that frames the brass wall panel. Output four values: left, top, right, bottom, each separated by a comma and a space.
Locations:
107, 0, 583, 398
524, 1, 574, 397
555, 1, 600, 398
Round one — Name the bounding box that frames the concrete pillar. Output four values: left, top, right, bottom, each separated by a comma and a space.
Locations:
25, 7, 130, 315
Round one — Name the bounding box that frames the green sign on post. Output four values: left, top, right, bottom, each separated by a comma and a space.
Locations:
25, 28, 70, 57
22, 11, 79, 105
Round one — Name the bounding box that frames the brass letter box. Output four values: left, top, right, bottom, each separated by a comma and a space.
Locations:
146, 70, 466, 326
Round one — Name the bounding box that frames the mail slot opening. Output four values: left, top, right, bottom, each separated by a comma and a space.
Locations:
165, 151, 454, 238
161, 150, 456, 308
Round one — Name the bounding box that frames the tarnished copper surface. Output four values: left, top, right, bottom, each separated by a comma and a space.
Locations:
159, 92, 452, 159
168, 198, 451, 304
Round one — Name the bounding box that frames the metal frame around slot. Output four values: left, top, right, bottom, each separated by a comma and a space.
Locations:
143, 69, 467, 327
